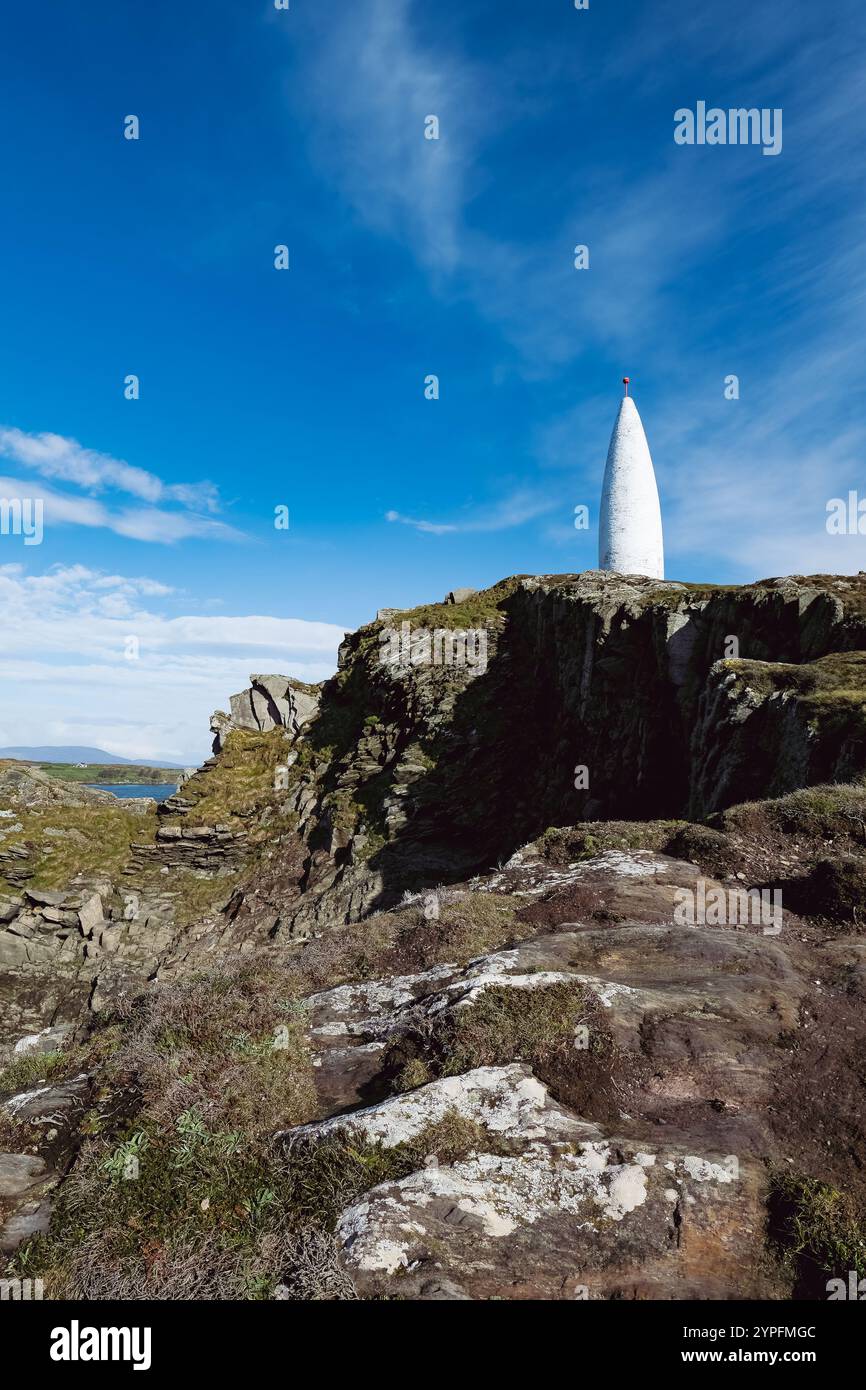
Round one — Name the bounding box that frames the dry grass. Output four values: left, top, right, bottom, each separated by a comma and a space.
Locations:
163, 870, 244, 928
177, 730, 296, 829
285, 892, 522, 998
380, 981, 595, 1083
439, 982, 594, 1075
101, 961, 316, 1137
719, 781, 866, 843
769, 1170, 866, 1295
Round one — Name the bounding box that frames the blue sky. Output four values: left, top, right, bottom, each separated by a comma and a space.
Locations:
1, 0, 865, 761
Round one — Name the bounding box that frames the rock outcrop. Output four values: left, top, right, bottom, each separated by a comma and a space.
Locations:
210, 674, 320, 753
0, 762, 116, 810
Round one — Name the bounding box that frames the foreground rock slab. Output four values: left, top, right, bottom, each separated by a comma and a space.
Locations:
291, 1065, 768, 1300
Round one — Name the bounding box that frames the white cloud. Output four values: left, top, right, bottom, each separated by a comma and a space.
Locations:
0, 474, 241, 545
384, 510, 457, 535
0, 565, 348, 763
0, 428, 235, 544
0, 427, 219, 510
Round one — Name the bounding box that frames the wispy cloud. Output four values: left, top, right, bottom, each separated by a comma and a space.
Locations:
294, 0, 490, 276
385, 489, 558, 536
0, 474, 241, 545
0, 425, 240, 543
295, 0, 866, 381
385, 510, 457, 536
0, 427, 219, 511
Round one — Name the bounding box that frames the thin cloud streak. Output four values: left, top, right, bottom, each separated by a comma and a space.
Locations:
385, 490, 559, 536
0, 426, 220, 512
0, 475, 243, 545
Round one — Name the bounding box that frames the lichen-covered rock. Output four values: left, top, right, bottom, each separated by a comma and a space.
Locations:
292, 1064, 594, 1149
288, 1060, 767, 1300
334, 1136, 761, 1299
3, 572, 866, 1300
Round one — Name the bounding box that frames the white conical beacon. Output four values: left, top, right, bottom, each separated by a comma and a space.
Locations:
598, 378, 664, 578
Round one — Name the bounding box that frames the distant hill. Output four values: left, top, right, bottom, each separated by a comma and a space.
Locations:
0, 745, 183, 769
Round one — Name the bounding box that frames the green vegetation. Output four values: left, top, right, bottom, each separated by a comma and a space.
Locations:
178, 729, 295, 828
719, 651, 866, 728
393, 576, 525, 633
10, 949, 500, 1300
10, 962, 319, 1298
394, 1057, 433, 1092
438, 982, 593, 1075
537, 819, 685, 864
769, 1170, 866, 1287
0, 1049, 66, 1096
0, 803, 156, 895
383, 980, 596, 1088
280, 1110, 505, 1235
532, 782, 866, 883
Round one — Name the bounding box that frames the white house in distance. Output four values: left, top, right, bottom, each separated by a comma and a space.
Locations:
598, 378, 665, 578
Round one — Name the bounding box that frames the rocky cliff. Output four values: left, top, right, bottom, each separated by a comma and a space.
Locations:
2, 571, 866, 1301
217, 570, 866, 938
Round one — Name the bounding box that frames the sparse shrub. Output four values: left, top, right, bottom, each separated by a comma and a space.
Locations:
274, 1228, 358, 1300
104, 961, 316, 1137
664, 824, 738, 878
380, 981, 595, 1087
285, 891, 522, 996
719, 782, 866, 847
768, 1170, 866, 1296
787, 855, 866, 927
537, 820, 684, 865
394, 1057, 433, 1092
440, 982, 593, 1074
0, 1049, 66, 1096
